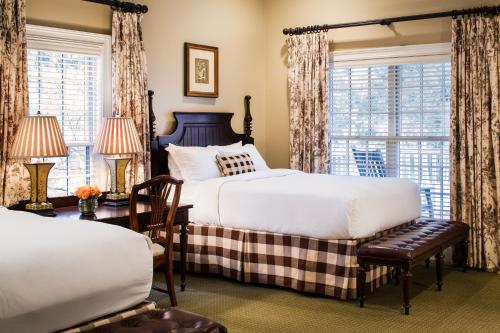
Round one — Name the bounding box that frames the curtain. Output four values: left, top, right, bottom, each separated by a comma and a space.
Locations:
0, 0, 30, 207
286, 32, 329, 173
112, 9, 150, 191
451, 13, 500, 273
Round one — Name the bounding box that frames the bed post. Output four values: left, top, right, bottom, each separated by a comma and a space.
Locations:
148, 90, 156, 141
244, 95, 253, 144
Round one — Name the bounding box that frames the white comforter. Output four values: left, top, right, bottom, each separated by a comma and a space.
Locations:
183, 169, 421, 239
0, 207, 153, 333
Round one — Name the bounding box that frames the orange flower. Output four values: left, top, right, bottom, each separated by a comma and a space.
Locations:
75, 185, 102, 200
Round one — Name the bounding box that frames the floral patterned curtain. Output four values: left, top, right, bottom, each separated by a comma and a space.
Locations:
286, 32, 329, 173
451, 13, 499, 273
112, 9, 150, 191
0, 0, 30, 207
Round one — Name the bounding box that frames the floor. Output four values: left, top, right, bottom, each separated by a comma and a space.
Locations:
149, 265, 500, 333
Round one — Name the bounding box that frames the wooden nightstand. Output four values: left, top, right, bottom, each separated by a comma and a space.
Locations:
9, 195, 193, 291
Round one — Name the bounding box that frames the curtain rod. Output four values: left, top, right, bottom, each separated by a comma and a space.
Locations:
283, 5, 500, 35
83, 0, 148, 14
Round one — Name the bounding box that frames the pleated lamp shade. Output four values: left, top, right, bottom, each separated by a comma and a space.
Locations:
94, 117, 143, 155
10, 115, 68, 158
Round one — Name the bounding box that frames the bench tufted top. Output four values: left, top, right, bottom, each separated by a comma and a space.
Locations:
357, 221, 469, 263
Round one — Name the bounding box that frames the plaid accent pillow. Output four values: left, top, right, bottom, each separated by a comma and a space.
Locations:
216, 152, 256, 176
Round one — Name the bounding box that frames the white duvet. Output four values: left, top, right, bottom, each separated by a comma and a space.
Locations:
0, 207, 153, 333
182, 169, 421, 239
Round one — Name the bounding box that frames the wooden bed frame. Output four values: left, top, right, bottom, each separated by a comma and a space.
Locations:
148, 90, 254, 177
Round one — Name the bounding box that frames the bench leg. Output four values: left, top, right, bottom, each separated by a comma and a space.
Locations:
393, 267, 401, 285
435, 252, 444, 291
460, 239, 469, 272
402, 268, 412, 315
357, 264, 366, 308
425, 258, 430, 268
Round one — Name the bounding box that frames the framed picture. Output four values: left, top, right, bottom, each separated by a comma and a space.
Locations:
184, 43, 219, 98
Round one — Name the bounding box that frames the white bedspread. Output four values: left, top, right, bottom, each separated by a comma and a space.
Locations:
183, 169, 421, 239
0, 207, 153, 333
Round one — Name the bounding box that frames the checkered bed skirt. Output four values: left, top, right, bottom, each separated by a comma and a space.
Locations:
173, 223, 413, 300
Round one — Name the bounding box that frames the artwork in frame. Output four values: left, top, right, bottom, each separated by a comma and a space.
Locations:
184, 43, 219, 98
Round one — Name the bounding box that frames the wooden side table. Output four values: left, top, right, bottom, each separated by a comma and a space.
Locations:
9, 196, 193, 291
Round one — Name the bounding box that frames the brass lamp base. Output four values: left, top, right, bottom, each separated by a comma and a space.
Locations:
104, 157, 131, 207
24, 162, 55, 214
104, 192, 130, 206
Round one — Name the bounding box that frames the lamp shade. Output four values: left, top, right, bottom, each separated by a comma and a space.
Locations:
10, 115, 68, 158
94, 117, 143, 155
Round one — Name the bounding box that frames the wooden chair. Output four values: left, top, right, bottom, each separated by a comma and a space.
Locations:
129, 175, 183, 306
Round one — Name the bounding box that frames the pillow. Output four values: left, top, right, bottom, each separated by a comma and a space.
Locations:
165, 144, 207, 179
166, 153, 183, 179
215, 144, 269, 171
208, 141, 242, 149
166, 144, 219, 181
216, 152, 256, 176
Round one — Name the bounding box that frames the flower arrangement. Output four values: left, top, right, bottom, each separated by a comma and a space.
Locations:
74, 185, 102, 200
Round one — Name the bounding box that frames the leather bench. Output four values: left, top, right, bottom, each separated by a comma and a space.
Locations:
357, 220, 469, 315
87, 308, 227, 333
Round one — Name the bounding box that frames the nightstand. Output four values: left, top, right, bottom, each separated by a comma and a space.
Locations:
9, 195, 193, 291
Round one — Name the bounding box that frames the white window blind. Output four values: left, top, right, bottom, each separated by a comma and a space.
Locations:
27, 25, 111, 197
329, 44, 451, 219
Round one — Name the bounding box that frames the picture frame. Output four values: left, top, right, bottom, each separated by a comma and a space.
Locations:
184, 43, 219, 98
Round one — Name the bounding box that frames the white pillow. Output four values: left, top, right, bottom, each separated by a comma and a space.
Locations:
215, 144, 269, 171
167, 156, 182, 179
166, 144, 219, 181
208, 141, 243, 149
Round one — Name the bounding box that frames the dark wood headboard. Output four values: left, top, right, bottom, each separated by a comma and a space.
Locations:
148, 90, 254, 177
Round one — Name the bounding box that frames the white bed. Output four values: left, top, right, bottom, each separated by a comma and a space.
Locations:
0, 207, 153, 333
181, 169, 421, 239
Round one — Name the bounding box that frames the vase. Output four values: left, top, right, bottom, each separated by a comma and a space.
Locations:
78, 197, 98, 216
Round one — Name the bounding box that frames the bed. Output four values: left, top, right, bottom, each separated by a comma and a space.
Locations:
149, 92, 420, 300
0, 207, 153, 333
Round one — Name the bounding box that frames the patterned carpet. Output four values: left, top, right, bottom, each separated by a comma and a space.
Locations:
149, 265, 500, 333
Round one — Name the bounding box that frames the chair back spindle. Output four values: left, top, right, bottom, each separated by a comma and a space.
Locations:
129, 175, 183, 245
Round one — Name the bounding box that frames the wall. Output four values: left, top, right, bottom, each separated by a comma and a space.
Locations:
140, 0, 267, 153
26, 0, 267, 155
26, 0, 111, 34
263, 0, 499, 168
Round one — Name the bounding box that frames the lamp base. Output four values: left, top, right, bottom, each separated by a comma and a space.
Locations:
24, 162, 56, 216
104, 192, 129, 206
104, 157, 131, 207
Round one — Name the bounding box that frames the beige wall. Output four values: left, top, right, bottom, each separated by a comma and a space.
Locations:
26, 0, 267, 155
26, 0, 111, 34
263, 0, 499, 168
140, 0, 267, 153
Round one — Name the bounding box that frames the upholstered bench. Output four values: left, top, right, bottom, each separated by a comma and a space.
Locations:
357, 220, 469, 315
86, 308, 227, 333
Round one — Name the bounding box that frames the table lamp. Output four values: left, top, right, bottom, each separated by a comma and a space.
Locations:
94, 117, 143, 206
10, 114, 68, 213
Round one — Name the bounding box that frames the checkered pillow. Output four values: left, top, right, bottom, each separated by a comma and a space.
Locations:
216, 152, 256, 176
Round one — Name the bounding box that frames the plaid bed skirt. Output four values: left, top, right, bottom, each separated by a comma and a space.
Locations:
173, 223, 413, 300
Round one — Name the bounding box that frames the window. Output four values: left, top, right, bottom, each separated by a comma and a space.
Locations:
329, 44, 451, 219
27, 25, 111, 197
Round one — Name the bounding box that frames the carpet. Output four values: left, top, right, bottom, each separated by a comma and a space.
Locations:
149, 265, 500, 333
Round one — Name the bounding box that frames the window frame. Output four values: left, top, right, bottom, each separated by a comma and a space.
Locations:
26, 24, 111, 196
329, 43, 451, 218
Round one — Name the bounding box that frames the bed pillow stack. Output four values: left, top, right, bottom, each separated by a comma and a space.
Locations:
166, 142, 267, 181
